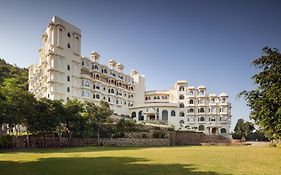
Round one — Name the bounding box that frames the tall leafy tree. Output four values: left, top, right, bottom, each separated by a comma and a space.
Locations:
0, 78, 36, 134
239, 47, 281, 139
233, 119, 255, 140
64, 99, 85, 138
84, 101, 112, 146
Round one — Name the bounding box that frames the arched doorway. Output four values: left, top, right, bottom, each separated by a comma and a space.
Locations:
131, 112, 136, 119
199, 125, 205, 131
148, 114, 156, 121
211, 128, 217, 134
162, 110, 168, 121
138, 111, 143, 121
221, 128, 226, 133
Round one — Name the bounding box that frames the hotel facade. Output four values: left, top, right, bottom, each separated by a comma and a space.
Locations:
29, 17, 231, 135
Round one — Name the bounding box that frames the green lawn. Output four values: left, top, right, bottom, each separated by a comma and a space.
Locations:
1, 146, 281, 175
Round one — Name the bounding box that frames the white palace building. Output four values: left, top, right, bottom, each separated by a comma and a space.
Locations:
29, 16, 231, 135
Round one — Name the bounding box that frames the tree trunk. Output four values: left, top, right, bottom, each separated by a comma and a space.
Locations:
45, 134, 47, 148
15, 126, 19, 149
26, 131, 29, 148
58, 132, 62, 147
97, 126, 100, 146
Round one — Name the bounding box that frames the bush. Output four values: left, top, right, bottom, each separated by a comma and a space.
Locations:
152, 130, 165, 138
112, 132, 125, 138
269, 143, 277, 147
232, 133, 242, 139
168, 127, 175, 131
154, 127, 161, 130
0, 135, 14, 148
142, 133, 148, 138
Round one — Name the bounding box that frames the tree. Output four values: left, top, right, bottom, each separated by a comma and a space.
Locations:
0, 78, 37, 134
233, 119, 255, 140
64, 99, 85, 139
0, 58, 28, 90
84, 101, 112, 146
115, 118, 136, 138
239, 47, 281, 140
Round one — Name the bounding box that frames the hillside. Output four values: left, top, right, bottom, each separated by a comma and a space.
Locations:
0, 58, 28, 90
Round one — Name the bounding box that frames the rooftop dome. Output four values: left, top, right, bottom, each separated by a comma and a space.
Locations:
219, 92, 228, 97
197, 85, 206, 89
209, 93, 217, 97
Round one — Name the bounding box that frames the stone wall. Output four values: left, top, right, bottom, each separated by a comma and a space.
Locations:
170, 131, 231, 145
100, 138, 170, 147
12, 136, 98, 148
5, 131, 231, 149
9, 135, 169, 149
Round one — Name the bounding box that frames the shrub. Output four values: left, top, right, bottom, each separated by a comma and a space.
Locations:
168, 127, 175, 131
142, 133, 148, 138
0, 135, 14, 148
154, 127, 160, 130
232, 133, 242, 139
152, 130, 165, 138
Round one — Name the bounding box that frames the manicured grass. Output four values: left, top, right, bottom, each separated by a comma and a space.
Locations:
1, 145, 281, 175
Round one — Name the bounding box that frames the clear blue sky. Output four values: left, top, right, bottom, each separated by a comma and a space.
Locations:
1, 0, 281, 130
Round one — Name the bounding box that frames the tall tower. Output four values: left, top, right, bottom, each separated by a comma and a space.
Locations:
29, 16, 82, 102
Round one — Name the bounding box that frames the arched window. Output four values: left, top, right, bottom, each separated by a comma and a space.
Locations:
67, 32, 71, 37
82, 80, 90, 87
199, 125, 205, 131
138, 111, 143, 120
67, 76, 70, 81
189, 108, 194, 113
179, 95, 184, 100
162, 110, 168, 121
82, 61, 84, 66
67, 43, 71, 48
111, 89, 114, 94
108, 97, 111, 102
67, 65, 70, 70
95, 74, 100, 80
58, 28, 63, 47
179, 111, 185, 117
171, 110, 176, 116
199, 116, 205, 121
189, 99, 194, 104
179, 103, 184, 108
82, 90, 89, 97
96, 94, 100, 99
221, 128, 227, 133
131, 112, 136, 118
179, 120, 185, 124
67, 87, 70, 92
199, 107, 205, 113
179, 86, 185, 91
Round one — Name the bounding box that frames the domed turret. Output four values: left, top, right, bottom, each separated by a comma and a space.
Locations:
116, 63, 124, 73
131, 69, 138, 75
108, 59, 117, 69
90, 51, 100, 62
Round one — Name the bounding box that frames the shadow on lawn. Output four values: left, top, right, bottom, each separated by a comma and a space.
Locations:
0, 146, 147, 154
0, 156, 232, 175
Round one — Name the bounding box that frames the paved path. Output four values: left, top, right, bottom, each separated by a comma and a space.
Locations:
245, 141, 270, 147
